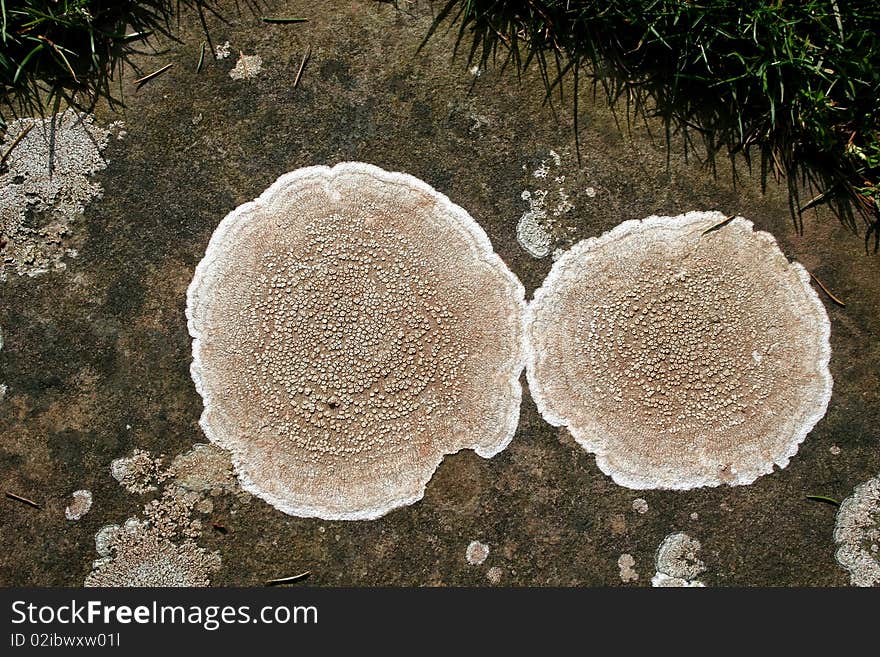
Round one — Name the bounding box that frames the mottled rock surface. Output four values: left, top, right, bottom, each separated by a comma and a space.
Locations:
1, 0, 877, 586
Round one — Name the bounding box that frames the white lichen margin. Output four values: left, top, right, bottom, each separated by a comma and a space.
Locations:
524, 211, 833, 490
187, 162, 528, 521
834, 474, 880, 587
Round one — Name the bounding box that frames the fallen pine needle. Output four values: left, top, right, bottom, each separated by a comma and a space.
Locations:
809, 272, 846, 307
5, 492, 41, 509
806, 495, 841, 507
266, 571, 311, 586
196, 41, 206, 73
135, 63, 174, 87
701, 214, 736, 237
0, 123, 33, 168
293, 45, 312, 89
261, 17, 308, 24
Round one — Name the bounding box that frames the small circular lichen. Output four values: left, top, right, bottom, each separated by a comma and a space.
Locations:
651, 531, 706, 587
466, 540, 490, 565
526, 211, 832, 489
187, 163, 527, 520
65, 489, 93, 521
834, 474, 880, 587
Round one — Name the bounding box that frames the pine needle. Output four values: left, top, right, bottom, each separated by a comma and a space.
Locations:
809, 272, 846, 307
5, 492, 41, 509
134, 63, 174, 87
266, 571, 311, 585
293, 45, 312, 88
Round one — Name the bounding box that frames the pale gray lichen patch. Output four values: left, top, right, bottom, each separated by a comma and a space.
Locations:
85, 519, 220, 587
651, 532, 706, 587
111, 449, 168, 494
632, 498, 648, 514
187, 163, 526, 520
486, 566, 503, 584
651, 572, 705, 587
618, 553, 638, 582
87, 455, 226, 586
466, 541, 490, 565
142, 489, 203, 540
229, 52, 262, 79
64, 489, 92, 520
214, 40, 232, 59
516, 200, 552, 258
515, 153, 576, 259
1, 110, 114, 279
525, 212, 833, 489
834, 474, 880, 587
168, 443, 238, 495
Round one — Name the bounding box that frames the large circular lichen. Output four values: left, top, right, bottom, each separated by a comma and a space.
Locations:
526, 211, 832, 489
187, 163, 526, 520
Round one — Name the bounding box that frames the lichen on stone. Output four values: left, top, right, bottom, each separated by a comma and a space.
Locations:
168, 443, 238, 495
187, 163, 526, 520
142, 489, 203, 540
516, 202, 552, 258
632, 498, 648, 514
651, 532, 706, 587
229, 52, 262, 79
65, 489, 93, 520
214, 40, 232, 60
525, 211, 832, 489
618, 553, 638, 582
111, 448, 168, 494
1, 110, 113, 279
466, 540, 490, 565
515, 153, 576, 259
834, 474, 880, 587
85, 519, 220, 587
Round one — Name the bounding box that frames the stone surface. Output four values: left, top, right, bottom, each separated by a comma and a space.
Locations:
0, 0, 877, 586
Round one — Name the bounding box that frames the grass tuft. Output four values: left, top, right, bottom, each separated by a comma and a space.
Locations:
421, 1, 880, 248
0, 1, 219, 126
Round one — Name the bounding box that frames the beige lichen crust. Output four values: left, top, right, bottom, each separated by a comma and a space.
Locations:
85, 520, 220, 587
1, 110, 113, 279
187, 163, 526, 520
65, 489, 93, 520
834, 475, 880, 587
652, 532, 706, 587
526, 211, 832, 489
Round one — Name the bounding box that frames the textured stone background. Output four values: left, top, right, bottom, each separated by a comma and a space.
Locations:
1, 0, 878, 586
